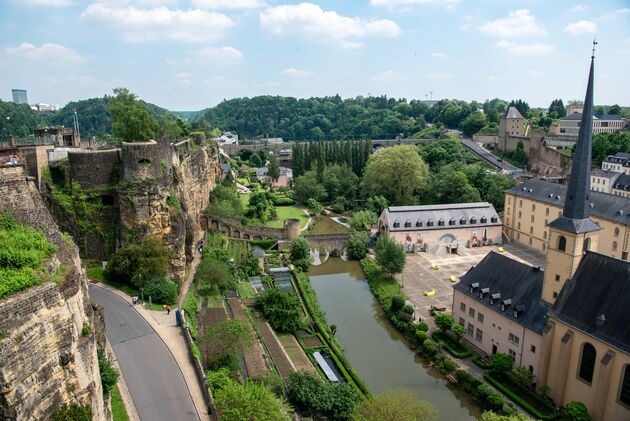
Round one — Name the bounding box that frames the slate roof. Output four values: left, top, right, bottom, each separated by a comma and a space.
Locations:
551, 251, 630, 355
562, 112, 587, 121
251, 247, 266, 258
613, 174, 630, 192
591, 168, 620, 179
505, 106, 524, 119
507, 179, 630, 225
562, 112, 624, 121
604, 152, 630, 164
454, 251, 550, 333
221, 163, 232, 173
381, 202, 501, 232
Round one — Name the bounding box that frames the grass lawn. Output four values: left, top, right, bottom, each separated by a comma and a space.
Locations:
87, 265, 166, 311
111, 385, 129, 421
264, 206, 309, 229
206, 293, 224, 308
237, 282, 256, 299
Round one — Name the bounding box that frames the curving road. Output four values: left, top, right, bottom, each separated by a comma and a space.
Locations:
451, 130, 523, 175
90, 285, 199, 421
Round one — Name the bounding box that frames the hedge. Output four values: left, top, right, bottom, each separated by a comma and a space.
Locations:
484, 370, 559, 420
473, 355, 494, 370
249, 239, 278, 249
432, 331, 473, 359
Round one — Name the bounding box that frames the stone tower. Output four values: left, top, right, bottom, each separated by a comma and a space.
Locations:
542, 49, 601, 304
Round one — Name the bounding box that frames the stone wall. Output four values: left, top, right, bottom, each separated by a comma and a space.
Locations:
68, 149, 121, 189
0, 165, 106, 421
472, 134, 499, 145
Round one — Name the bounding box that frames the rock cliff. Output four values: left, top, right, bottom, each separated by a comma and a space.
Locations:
0, 165, 107, 421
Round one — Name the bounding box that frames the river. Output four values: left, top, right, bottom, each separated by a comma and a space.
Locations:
308, 257, 481, 420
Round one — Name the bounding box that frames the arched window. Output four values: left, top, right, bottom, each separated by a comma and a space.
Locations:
583, 237, 591, 252
615, 227, 620, 237
531, 215, 535, 223
558, 236, 567, 252
545, 207, 549, 216
613, 241, 618, 251
532, 204, 536, 211
438, 218, 445, 226
543, 231, 547, 240
578, 343, 596, 384
619, 365, 630, 406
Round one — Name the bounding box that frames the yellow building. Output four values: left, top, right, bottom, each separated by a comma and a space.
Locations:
503, 179, 630, 260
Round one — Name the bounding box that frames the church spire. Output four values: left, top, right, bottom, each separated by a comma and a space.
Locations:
549, 42, 600, 233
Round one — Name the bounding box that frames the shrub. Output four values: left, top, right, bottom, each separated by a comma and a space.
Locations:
51, 403, 92, 421
290, 237, 311, 261
415, 322, 429, 332
476, 383, 505, 412
347, 230, 369, 260
132, 275, 178, 305
104, 238, 169, 284
256, 289, 302, 333
492, 353, 514, 373
452, 324, 465, 342
348, 210, 377, 231
390, 295, 405, 313
434, 313, 454, 333
97, 348, 119, 398
306, 198, 324, 215
414, 330, 429, 345
562, 401, 591, 421
401, 304, 414, 315
287, 371, 331, 415
473, 355, 494, 370
81, 324, 92, 336
422, 339, 438, 355
432, 331, 473, 358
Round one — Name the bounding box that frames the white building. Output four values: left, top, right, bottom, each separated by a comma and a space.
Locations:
590, 168, 621, 194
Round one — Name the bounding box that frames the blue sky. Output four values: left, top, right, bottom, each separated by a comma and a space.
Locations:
0, 0, 628, 110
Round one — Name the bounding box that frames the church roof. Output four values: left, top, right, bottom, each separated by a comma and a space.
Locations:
507, 178, 630, 225
505, 106, 524, 119
454, 251, 550, 333
551, 251, 630, 355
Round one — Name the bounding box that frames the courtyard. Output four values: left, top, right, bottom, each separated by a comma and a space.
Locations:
396, 242, 546, 323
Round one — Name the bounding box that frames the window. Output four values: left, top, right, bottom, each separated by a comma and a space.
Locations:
583, 237, 591, 252
459, 317, 465, 327
529, 238, 533, 245
469, 308, 476, 318
508, 197, 511, 204
553, 291, 558, 298
529, 227, 533, 234
615, 227, 620, 237
578, 343, 596, 384
555, 274, 560, 282
532, 204, 536, 211
518, 211, 522, 219
476, 328, 483, 342
613, 241, 618, 251
545, 219, 548, 226
558, 236, 567, 251
531, 345, 536, 353
619, 365, 630, 406
460, 302, 466, 312
508, 349, 516, 363
517, 222, 521, 230
507, 208, 510, 215
478, 313, 484, 323
467, 323, 474, 336
543, 231, 547, 240
531, 215, 535, 223
545, 207, 549, 216
519, 200, 522, 208
508, 333, 520, 346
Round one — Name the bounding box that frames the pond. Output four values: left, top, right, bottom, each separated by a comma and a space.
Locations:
308, 258, 481, 420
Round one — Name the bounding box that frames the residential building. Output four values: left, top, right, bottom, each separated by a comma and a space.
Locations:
551, 113, 625, 141
453, 252, 550, 378
255, 166, 293, 188
30, 103, 60, 113
602, 152, 630, 174
11, 89, 27, 104
590, 168, 620, 193
377, 202, 502, 253
612, 174, 630, 197
216, 131, 238, 145
33, 127, 80, 147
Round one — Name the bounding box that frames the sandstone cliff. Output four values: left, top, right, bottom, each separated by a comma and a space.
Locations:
0, 165, 107, 421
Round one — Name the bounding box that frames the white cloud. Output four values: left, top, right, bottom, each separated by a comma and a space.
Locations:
496, 40, 554, 55
195, 46, 243, 60
598, 8, 630, 21
570, 5, 587, 12
460, 15, 475, 30
81, 3, 234, 43
5, 42, 85, 63
564, 20, 597, 35
372, 70, 407, 82
431, 52, 448, 59
192, 0, 266, 9
260, 3, 400, 47
426, 71, 451, 79
479, 9, 546, 37
17, 0, 73, 6
280, 67, 314, 77
369, 0, 458, 9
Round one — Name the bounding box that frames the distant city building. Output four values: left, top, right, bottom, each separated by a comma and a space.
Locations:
30, 103, 60, 114
11, 89, 28, 104
255, 166, 293, 188
565, 104, 583, 116
602, 152, 630, 174
216, 131, 238, 145
499, 106, 527, 138
550, 113, 625, 141
612, 174, 630, 198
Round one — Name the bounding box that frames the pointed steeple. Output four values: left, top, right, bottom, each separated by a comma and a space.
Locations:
548, 42, 601, 234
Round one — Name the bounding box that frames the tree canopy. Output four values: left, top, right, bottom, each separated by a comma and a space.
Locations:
352, 390, 437, 421
107, 88, 157, 142
375, 236, 406, 276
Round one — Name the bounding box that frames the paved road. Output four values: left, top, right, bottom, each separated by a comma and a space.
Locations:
90, 286, 199, 421
452, 130, 523, 175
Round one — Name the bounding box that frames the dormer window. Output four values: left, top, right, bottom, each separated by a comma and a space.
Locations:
480, 217, 487, 223
513, 305, 525, 318
470, 217, 477, 224
491, 216, 498, 223
427, 219, 434, 227
438, 218, 445, 226
490, 293, 500, 305
416, 220, 422, 227
469, 282, 479, 294
449, 218, 456, 226
404, 220, 411, 228
393, 220, 400, 228
501, 299, 512, 312
460, 217, 466, 225
479, 288, 490, 299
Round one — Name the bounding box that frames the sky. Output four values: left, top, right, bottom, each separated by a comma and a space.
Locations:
0, 0, 629, 111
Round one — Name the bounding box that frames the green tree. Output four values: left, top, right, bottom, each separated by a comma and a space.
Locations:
250, 153, 263, 167
512, 366, 535, 387
51, 403, 92, 421
290, 237, 311, 261
428, 164, 481, 204
104, 238, 169, 284
328, 383, 362, 421
98, 348, 119, 398
419, 139, 466, 167
508, 99, 530, 118
362, 145, 430, 205
307, 198, 324, 215
562, 401, 591, 421
268, 155, 280, 181
452, 324, 465, 342
207, 184, 244, 218
214, 378, 291, 421
461, 111, 487, 137
156, 113, 184, 140
491, 353, 514, 373
375, 236, 406, 276
548, 99, 566, 118
607, 104, 622, 116
194, 255, 238, 294
248, 190, 274, 222
293, 171, 327, 203
352, 390, 437, 421
256, 289, 302, 333
390, 295, 405, 313
200, 320, 251, 364
434, 313, 453, 333
349, 210, 377, 231
287, 371, 331, 415
365, 195, 388, 215
347, 230, 370, 260
108, 88, 157, 142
